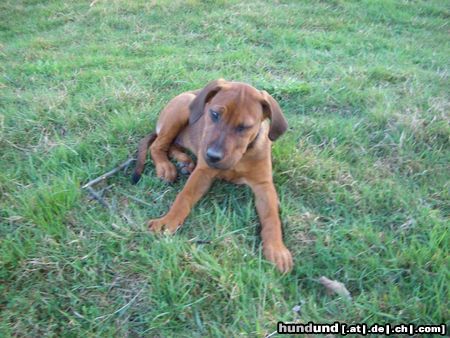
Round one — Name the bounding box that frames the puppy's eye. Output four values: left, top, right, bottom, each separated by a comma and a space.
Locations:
210, 110, 220, 123
236, 124, 247, 133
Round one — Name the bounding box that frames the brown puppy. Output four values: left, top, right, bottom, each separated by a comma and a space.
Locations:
132, 79, 293, 272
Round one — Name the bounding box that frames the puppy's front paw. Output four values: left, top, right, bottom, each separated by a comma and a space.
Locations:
148, 216, 182, 234
155, 161, 177, 182
263, 242, 293, 273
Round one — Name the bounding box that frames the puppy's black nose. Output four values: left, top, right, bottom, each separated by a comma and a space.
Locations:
206, 147, 223, 163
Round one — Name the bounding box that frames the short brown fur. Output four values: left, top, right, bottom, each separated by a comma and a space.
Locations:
132, 79, 293, 272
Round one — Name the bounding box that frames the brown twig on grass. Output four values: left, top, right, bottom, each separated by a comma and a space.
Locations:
82, 158, 136, 189
82, 157, 136, 209
85, 186, 111, 209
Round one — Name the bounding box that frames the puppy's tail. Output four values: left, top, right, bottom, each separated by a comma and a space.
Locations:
131, 132, 157, 184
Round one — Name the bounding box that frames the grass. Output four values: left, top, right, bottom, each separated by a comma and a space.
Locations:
0, 0, 449, 336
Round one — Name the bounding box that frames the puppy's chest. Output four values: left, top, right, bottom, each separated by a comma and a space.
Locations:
217, 166, 249, 185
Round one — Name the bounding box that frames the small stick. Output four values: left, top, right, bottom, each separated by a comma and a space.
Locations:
97, 184, 114, 197
82, 158, 136, 189
86, 186, 111, 209
82, 158, 136, 209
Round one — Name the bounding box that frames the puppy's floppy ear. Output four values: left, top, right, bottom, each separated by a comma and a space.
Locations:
189, 79, 226, 124
261, 90, 288, 141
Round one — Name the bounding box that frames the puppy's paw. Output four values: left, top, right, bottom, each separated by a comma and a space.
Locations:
148, 216, 182, 234
178, 161, 196, 175
263, 242, 293, 273
155, 161, 177, 182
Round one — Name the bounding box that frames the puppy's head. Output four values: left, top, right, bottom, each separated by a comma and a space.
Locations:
189, 79, 288, 170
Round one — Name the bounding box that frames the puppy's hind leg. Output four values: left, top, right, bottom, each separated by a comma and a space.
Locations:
169, 145, 195, 175
150, 92, 195, 182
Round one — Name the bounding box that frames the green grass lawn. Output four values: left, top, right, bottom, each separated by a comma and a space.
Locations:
1, 0, 449, 336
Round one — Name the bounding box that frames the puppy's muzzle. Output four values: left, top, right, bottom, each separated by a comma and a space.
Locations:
206, 146, 223, 165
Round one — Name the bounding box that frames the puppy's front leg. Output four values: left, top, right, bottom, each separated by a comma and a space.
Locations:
148, 168, 216, 233
249, 180, 293, 273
